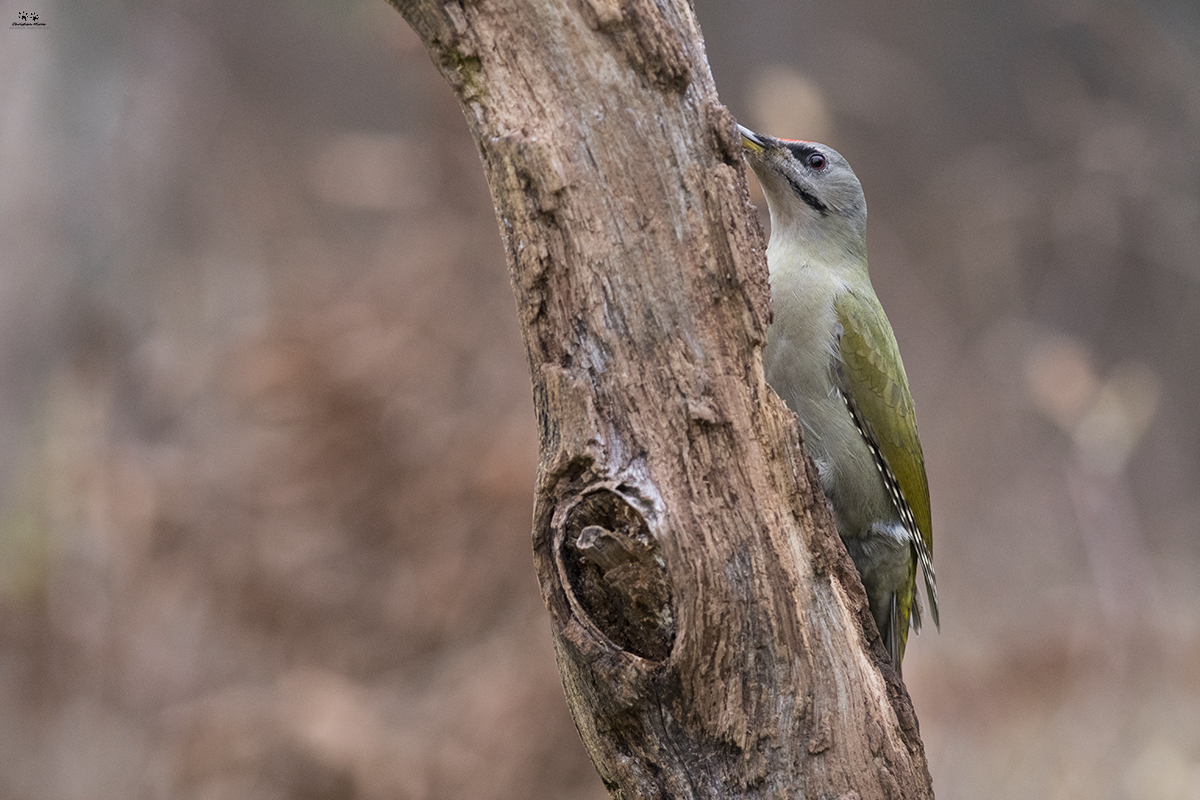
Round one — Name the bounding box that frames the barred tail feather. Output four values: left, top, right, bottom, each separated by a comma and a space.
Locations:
887, 594, 902, 673
915, 535, 940, 631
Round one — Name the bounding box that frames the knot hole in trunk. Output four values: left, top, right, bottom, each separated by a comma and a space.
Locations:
557, 488, 676, 661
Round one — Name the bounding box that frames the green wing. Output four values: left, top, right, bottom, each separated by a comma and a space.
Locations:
834, 289, 938, 650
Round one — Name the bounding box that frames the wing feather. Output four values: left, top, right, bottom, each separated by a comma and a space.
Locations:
833, 290, 939, 639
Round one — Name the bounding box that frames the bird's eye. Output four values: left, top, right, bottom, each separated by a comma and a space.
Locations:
807, 153, 826, 170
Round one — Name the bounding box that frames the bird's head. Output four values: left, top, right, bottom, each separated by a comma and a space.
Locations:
738, 125, 867, 262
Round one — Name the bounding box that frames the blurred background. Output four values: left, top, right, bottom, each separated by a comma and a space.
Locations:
2, 0, 1199, 797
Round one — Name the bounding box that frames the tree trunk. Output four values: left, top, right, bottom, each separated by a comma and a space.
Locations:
389, 1, 934, 797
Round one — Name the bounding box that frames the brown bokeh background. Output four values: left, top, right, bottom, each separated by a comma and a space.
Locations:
2, 0, 1199, 797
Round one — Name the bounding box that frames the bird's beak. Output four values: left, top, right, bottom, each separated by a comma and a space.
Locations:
738, 124, 767, 154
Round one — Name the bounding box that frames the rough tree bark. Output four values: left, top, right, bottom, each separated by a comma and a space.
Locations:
389, 1, 934, 797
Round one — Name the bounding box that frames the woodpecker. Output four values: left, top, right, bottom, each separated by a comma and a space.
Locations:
738, 124, 938, 670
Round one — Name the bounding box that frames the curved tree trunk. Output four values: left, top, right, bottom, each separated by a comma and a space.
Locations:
389, 1, 934, 797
